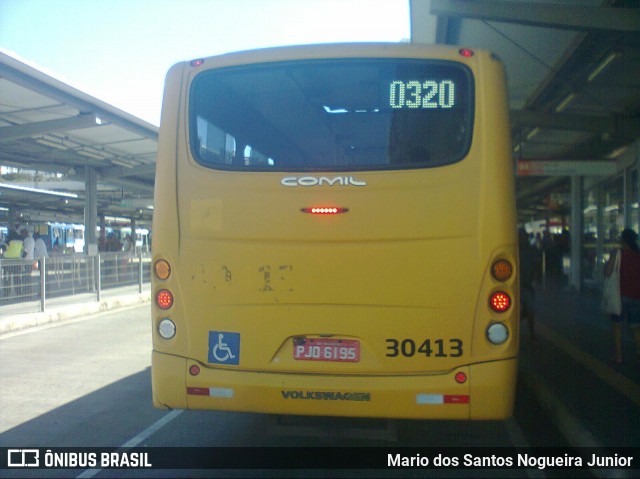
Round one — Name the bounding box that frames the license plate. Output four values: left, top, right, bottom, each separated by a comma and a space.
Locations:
293, 338, 360, 362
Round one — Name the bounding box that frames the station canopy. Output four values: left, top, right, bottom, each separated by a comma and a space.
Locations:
0, 50, 157, 227
423, 0, 640, 218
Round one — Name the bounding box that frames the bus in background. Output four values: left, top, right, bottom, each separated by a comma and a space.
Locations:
118, 226, 151, 254
152, 44, 518, 420
0, 223, 85, 253
47, 222, 84, 253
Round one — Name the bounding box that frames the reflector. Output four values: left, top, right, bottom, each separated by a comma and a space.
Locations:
455, 372, 467, 384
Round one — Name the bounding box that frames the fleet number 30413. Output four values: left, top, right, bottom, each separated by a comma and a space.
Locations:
385, 338, 463, 358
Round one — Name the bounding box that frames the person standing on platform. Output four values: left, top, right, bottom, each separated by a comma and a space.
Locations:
19, 226, 35, 298
21, 226, 35, 261
4, 230, 23, 259
3, 225, 24, 297
605, 228, 640, 365
34, 233, 49, 260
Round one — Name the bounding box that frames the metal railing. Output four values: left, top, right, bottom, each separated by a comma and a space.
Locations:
0, 252, 151, 313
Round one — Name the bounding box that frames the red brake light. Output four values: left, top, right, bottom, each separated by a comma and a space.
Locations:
490, 292, 511, 312
156, 289, 174, 310
301, 207, 348, 215
459, 48, 474, 58
190, 59, 205, 67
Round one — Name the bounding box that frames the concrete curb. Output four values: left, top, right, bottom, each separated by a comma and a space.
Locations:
0, 292, 151, 335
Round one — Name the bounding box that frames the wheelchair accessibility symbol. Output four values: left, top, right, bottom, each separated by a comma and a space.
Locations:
208, 331, 240, 365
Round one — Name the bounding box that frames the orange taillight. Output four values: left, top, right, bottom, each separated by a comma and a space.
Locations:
154, 259, 171, 280
491, 259, 513, 282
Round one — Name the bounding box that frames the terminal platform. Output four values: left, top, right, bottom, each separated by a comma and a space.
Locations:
520, 281, 640, 449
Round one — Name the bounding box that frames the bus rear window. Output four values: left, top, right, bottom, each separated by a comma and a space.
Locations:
189, 59, 473, 171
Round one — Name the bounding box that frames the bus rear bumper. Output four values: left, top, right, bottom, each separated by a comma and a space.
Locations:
152, 351, 517, 420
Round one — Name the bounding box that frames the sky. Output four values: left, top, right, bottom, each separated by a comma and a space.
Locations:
0, 0, 410, 126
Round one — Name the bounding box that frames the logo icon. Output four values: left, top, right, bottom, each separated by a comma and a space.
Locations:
8, 449, 39, 467
208, 331, 240, 365
281, 176, 367, 187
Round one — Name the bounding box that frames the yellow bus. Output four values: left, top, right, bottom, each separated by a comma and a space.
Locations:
152, 43, 518, 420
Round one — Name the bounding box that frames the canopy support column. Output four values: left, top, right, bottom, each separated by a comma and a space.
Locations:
84, 167, 98, 256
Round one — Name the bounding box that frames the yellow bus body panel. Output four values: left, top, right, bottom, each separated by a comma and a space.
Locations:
153, 351, 516, 420
152, 44, 518, 420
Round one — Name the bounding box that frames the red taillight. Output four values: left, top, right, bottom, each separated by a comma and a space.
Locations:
301, 207, 348, 215
156, 289, 174, 310
490, 291, 511, 312
459, 48, 474, 58
190, 58, 204, 67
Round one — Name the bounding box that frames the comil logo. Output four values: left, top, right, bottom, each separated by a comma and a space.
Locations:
8, 449, 39, 467
281, 176, 367, 187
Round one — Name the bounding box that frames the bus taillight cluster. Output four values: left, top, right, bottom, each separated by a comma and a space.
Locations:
486, 259, 514, 345
154, 259, 176, 339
